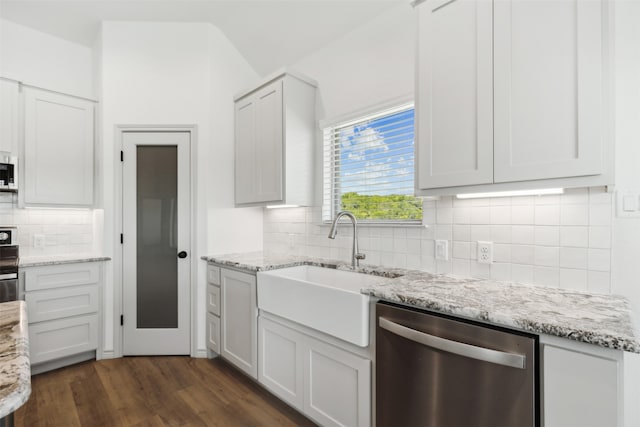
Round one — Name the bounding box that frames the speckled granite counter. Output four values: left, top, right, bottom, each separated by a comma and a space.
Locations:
20, 254, 111, 268
203, 252, 640, 353
0, 301, 30, 418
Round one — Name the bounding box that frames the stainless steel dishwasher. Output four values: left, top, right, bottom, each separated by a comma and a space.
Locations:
376, 302, 538, 427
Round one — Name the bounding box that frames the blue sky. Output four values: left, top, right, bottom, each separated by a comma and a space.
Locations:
337, 107, 415, 196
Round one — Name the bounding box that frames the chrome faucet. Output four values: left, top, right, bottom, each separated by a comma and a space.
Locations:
328, 211, 366, 268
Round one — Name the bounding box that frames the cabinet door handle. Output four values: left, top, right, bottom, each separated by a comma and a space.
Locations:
379, 317, 526, 369
178, 251, 188, 259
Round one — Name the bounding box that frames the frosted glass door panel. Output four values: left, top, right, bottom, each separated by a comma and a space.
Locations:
136, 146, 178, 328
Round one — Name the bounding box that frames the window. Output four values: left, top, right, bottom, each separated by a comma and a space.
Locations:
323, 103, 422, 223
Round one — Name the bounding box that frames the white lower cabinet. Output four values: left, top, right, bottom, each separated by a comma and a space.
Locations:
23, 261, 103, 374
220, 267, 258, 378
258, 315, 371, 427
29, 314, 98, 365
541, 335, 622, 427
206, 312, 221, 354
304, 337, 371, 427
206, 265, 221, 357
259, 316, 305, 410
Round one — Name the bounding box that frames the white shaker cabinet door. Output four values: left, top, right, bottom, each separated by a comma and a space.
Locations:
258, 316, 305, 411
304, 337, 371, 427
234, 79, 284, 205
253, 80, 284, 203
493, 0, 605, 183
416, 0, 493, 190
23, 87, 94, 206
542, 342, 620, 427
235, 95, 257, 205
0, 79, 20, 156
220, 268, 258, 379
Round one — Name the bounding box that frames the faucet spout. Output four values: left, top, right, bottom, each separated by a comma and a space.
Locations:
327, 211, 366, 268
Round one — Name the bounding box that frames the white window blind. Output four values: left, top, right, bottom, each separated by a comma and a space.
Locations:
323, 103, 422, 223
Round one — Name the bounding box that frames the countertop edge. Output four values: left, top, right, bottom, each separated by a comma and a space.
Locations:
20, 256, 111, 268
0, 301, 31, 419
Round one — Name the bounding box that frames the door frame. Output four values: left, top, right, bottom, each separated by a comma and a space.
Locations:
113, 125, 199, 358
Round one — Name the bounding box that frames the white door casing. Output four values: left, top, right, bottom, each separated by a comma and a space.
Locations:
122, 131, 191, 355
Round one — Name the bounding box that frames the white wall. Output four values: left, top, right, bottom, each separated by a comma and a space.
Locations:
0, 19, 93, 99
612, 2, 640, 426
292, 3, 415, 123
612, 0, 640, 329
98, 21, 262, 357
207, 26, 264, 255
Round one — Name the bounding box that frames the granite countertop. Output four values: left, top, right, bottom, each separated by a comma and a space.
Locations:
0, 301, 30, 418
203, 252, 640, 353
19, 254, 111, 268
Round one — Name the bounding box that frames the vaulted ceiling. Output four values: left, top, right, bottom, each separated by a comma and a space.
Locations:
0, 0, 404, 75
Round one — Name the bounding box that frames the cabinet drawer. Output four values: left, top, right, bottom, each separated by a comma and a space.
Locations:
25, 263, 100, 292
26, 284, 99, 323
207, 265, 220, 286
29, 314, 98, 365
207, 312, 220, 354
207, 284, 221, 316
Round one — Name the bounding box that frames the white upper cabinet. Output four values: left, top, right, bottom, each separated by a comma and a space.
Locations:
493, 0, 605, 183
234, 70, 316, 207
23, 87, 95, 206
415, 0, 611, 194
416, 0, 493, 189
235, 80, 284, 204
0, 80, 20, 156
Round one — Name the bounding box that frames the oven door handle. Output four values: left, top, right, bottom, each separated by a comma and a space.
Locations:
0, 273, 17, 280
379, 317, 526, 369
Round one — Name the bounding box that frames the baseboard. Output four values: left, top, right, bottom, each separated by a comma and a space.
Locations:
31, 351, 96, 375
101, 350, 117, 360
193, 348, 208, 358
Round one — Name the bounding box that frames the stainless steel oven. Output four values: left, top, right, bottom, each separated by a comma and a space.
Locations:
376, 301, 538, 427
0, 227, 18, 302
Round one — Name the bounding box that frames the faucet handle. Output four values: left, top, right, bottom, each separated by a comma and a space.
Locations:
355, 253, 366, 260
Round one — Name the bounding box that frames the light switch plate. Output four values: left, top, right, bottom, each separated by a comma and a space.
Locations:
435, 240, 448, 261
616, 191, 640, 218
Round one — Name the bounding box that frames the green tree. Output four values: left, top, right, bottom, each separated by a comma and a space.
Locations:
340, 192, 422, 220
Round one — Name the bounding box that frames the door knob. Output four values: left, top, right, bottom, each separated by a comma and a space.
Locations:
178, 251, 188, 259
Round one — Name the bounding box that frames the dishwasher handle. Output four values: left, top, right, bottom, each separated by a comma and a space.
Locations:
379, 317, 526, 369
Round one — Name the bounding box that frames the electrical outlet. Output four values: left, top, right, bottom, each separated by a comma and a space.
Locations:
477, 241, 493, 264
435, 240, 449, 261
33, 234, 45, 248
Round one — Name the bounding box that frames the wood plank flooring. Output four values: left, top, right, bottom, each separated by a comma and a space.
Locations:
15, 356, 317, 427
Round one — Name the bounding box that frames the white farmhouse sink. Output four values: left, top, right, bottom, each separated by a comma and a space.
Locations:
257, 265, 389, 347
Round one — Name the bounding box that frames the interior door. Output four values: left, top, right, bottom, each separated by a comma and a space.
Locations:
122, 131, 190, 355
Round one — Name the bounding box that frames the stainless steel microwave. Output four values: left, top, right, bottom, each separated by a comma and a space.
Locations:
0, 154, 17, 190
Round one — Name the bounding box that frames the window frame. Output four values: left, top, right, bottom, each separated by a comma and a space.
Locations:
321, 98, 423, 226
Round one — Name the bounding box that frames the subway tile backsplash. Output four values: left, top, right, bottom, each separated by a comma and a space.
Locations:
0, 204, 95, 257
263, 187, 613, 294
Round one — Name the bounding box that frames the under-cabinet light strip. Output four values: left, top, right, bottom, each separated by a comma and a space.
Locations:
456, 188, 564, 199
265, 205, 300, 209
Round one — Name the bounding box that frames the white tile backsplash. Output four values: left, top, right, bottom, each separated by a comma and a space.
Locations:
0, 205, 96, 257
263, 187, 614, 294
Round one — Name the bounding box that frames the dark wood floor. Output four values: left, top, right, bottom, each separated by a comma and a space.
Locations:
15, 356, 316, 426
